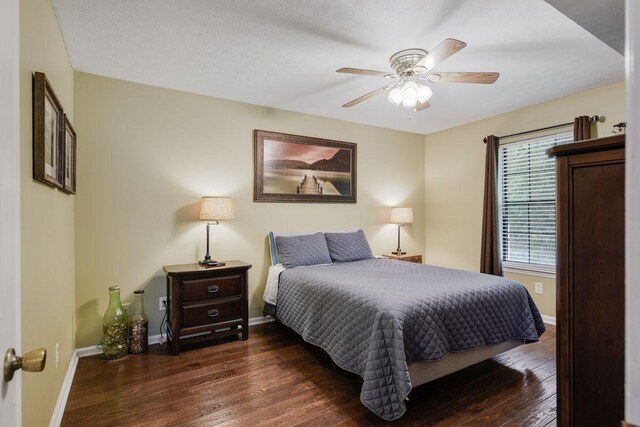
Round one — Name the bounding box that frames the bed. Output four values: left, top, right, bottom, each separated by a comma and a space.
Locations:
263, 231, 545, 421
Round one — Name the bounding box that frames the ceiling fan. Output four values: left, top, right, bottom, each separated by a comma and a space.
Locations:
336, 38, 499, 112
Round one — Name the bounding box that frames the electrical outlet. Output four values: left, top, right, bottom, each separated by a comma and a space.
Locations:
535, 282, 544, 295
159, 297, 168, 311
55, 343, 60, 369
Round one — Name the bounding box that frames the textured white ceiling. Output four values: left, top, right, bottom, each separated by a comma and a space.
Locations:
52, 0, 624, 135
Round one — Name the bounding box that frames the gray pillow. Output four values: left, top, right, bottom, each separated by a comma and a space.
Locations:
275, 232, 332, 268
324, 229, 374, 263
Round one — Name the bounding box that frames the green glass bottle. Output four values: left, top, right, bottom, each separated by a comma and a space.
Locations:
102, 286, 128, 359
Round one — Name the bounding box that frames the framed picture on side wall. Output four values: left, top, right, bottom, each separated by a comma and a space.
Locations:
62, 115, 76, 194
254, 130, 357, 203
33, 72, 64, 188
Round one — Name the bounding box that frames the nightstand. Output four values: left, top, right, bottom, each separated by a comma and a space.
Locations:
383, 254, 423, 264
163, 260, 251, 355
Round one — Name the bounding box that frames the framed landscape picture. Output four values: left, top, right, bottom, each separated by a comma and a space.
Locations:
62, 115, 76, 194
254, 130, 357, 203
33, 72, 64, 188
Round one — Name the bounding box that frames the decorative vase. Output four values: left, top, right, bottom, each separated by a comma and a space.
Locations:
102, 286, 128, 359
129, 290, 148, 354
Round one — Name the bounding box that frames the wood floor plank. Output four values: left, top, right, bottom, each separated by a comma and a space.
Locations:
458, 375, 557, 427
62, 322, 556, 426
500, 394, 557, 427
423, 359, 556, 426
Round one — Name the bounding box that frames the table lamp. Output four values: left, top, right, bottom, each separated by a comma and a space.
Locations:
390, 207, 413, 255
199, 197, 234, 267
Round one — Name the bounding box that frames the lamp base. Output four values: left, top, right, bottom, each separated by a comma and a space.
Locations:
199, 260, 226, 267
391, 251, 407, 255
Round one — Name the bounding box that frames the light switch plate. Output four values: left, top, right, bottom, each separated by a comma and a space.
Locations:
534, 282, 544, 295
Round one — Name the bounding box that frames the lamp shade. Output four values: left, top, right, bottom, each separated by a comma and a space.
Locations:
199, 197, 235, 221
390, 207, 413, 224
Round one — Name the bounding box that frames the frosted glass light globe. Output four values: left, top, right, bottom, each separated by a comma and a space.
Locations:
402, 97, 417, 108
402, 81, 418, 100
416, 85, 433, 103
387, 87, 402, 105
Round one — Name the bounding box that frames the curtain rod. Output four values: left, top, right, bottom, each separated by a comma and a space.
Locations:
483, 115, 601, 143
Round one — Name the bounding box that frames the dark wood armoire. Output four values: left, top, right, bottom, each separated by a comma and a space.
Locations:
547, 134, 625, 427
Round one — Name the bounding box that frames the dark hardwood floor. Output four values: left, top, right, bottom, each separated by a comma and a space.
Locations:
62, 322, 556, 426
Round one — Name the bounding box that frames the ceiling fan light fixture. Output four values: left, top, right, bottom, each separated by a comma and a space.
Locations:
387, 80, 431, 109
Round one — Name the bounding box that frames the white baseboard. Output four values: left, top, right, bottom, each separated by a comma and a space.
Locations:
76, 316, 275, 358
49, 350, 79, 427
542, 315, 556, 325
75, 344, 102, 358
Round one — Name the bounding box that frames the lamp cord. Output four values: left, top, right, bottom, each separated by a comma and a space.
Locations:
159, 301, 168, 347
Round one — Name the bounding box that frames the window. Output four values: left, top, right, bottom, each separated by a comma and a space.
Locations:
498, 131, 573, 274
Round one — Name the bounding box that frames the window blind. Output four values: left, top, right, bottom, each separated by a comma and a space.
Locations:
498, 131, 573, 273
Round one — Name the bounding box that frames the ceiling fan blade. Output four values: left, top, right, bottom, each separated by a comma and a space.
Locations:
428, 72, 500, 84
336, 67, 394, 78
415, 38, 467, 71
343, 85, 392, 107
415, 100, 431, 112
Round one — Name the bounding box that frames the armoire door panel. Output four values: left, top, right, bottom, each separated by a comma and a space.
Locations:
571, 161, 625, 427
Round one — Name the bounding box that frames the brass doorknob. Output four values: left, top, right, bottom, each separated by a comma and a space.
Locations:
3, 347, 46, 382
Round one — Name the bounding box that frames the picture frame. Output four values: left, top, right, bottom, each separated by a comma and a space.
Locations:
62, 115, 77, 194
33, 72, 64, 188
254, 130, 357, 203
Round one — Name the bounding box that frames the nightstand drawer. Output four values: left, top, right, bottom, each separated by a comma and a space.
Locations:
181, 275, 241, 302
182, 297, 242, 328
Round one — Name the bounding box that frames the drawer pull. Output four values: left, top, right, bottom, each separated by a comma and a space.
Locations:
207, 285, 220, 294
207, 309, 219, 318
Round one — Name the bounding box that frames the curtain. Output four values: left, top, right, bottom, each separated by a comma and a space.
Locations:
480, 135, 503, 276
574, 116, 592, 141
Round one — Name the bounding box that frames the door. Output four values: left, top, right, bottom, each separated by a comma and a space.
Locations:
0, 0, 22, 424
626, 0, 640, 424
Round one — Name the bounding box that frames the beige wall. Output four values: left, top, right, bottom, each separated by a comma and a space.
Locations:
20, 0, 76, 425
74, 73, 425, 348
424, 81, 626, 317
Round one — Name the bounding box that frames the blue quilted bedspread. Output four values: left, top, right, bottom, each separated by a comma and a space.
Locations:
274, 258, 545, 420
